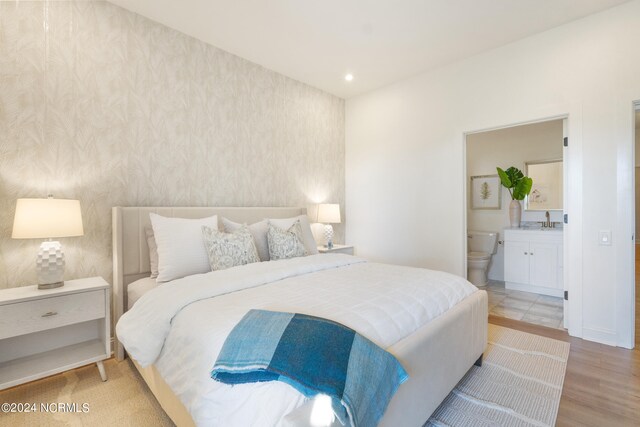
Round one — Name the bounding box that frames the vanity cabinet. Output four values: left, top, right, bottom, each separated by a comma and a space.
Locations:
504, 229, 563, 297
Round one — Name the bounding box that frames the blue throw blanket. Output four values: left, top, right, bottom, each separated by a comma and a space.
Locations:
211, 309, 408, 427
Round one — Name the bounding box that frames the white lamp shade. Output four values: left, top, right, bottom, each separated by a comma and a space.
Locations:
317, 204, 341, 224
12, 198, 84, 239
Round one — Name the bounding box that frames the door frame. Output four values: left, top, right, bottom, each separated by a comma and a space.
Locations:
629, 102, 640, 348
462, 112, 580, 338
615, 100, 640, 349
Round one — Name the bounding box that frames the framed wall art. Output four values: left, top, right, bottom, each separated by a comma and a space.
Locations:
470, 174, 502, 210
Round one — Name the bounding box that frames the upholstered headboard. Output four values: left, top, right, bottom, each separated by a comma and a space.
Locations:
112, 206, 307, 359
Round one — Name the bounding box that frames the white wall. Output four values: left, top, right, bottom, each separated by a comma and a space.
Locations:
466, 120, 564, 281
346, 0, 640, 347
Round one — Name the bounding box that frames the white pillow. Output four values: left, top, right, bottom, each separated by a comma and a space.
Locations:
149, 213, 218, 282
268, 215, 319, 255
145, 227, 159, 279
222, 218, 270, 262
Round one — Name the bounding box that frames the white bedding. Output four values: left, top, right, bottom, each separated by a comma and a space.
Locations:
127, 277, 158, 310
117, 254, 478, 427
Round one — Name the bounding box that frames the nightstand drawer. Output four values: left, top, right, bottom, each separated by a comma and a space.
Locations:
0, 290, 105, 340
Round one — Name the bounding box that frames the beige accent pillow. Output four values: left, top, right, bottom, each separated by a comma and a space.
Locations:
202, 225, 260, 271
222, 218, 270, 262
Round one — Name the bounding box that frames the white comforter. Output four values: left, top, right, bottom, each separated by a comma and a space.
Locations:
116, 254, 477, 426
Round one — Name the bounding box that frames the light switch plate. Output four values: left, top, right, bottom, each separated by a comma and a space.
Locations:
599, 230, 612, 246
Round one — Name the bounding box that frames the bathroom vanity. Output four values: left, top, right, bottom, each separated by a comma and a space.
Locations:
503, 228, 563, 297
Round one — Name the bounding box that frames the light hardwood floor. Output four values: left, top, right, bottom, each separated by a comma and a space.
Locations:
489, 315, 640, 426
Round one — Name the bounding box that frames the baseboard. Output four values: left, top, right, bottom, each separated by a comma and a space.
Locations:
505, 281, 563, 298
582, 326, 617, 346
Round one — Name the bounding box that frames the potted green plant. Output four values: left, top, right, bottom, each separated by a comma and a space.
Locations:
496, 166, 533, 227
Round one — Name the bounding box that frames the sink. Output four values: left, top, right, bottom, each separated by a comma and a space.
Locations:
517, 223, 563, 231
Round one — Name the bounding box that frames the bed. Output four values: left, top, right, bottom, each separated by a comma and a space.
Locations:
112, 206, 487, 427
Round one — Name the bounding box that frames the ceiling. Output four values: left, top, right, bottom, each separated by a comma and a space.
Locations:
109, 0, 630, 98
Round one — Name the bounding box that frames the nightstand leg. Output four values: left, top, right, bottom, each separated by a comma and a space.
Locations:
97, 361, 107, 381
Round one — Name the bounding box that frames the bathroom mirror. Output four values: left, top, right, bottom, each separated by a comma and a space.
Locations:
525, 159, 563, 211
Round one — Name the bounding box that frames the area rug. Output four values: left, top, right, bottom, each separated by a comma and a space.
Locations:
425, 324, 570, 427
0, 358, 174, 427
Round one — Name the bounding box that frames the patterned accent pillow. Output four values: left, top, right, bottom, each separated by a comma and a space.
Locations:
268, 215, 319, 255
202, 225, 260, 271
267, 220, 308, 261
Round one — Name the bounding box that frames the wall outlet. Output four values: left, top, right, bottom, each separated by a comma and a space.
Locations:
599, 230, 612, 246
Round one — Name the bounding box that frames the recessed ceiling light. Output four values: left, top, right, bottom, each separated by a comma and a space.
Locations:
344, 74, 354, 82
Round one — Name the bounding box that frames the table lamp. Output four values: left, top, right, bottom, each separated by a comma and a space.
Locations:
12, 196, 84, 289
317, 203, 341, 249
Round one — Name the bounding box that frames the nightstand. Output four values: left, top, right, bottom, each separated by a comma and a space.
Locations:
317, 244, 354, 255
0, 277, 110, 390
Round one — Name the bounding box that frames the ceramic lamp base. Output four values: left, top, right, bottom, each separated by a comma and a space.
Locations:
323, 224, 334, 249
36, 240, 65, 289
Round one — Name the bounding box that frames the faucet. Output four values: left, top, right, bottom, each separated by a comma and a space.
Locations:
545, 211, 551, 228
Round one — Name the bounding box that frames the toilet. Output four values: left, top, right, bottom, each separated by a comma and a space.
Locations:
467, 230, 498, 287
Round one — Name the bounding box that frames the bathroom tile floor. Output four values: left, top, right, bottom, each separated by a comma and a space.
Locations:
484, 280, 565, 329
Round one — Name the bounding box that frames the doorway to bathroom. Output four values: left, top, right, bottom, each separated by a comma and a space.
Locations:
465, 118, 566, 330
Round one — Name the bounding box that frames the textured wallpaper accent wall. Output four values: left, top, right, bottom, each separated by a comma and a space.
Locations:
0, 1, 345, 289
